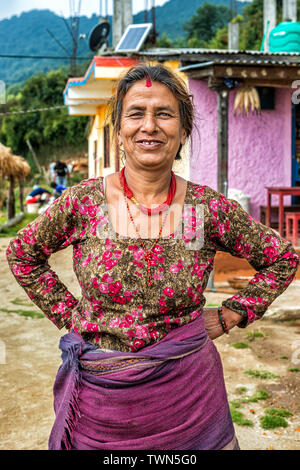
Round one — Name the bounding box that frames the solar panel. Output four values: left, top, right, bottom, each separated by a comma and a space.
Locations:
115, 23, 152, 52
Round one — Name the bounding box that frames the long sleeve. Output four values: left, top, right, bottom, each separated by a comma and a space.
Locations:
207, 191, 299, 327
6, 187, 81, 329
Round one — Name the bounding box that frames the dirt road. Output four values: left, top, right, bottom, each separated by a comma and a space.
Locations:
0, 237, 299, 450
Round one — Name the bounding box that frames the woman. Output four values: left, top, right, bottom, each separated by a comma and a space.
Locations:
6, 64, 299, 451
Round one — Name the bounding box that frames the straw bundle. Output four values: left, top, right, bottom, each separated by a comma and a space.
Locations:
0, 142, 31, 218
0, 143, 31, 180
13, 155, 31, 180
0, 142, 15, 177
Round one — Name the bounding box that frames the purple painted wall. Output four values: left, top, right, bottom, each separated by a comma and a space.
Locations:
189, 79, 292, 221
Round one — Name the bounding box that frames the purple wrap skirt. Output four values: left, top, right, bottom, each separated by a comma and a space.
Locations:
48, 315, 239, 450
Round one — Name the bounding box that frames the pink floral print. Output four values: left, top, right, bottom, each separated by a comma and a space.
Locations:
5, 178, 299, 352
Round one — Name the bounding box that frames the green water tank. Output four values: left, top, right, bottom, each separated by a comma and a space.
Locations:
269, 21, 300, 53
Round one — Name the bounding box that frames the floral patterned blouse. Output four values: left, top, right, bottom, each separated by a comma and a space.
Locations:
6, 177, 299, 352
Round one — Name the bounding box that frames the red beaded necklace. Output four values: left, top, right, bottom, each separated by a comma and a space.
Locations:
123, 192, 169, 286
120, 168, 173, 286
119, 167, 176, 216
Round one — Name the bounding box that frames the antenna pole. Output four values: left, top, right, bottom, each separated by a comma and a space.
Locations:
150, 0, 156, 44
47, 2, 82, 77
46, 28, 70, 57
71, 22, 80, 76
69, 0, 81, 76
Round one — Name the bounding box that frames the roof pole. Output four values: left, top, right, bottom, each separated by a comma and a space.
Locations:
263, 0, 277, 52
217, 89, 229, 197
113, 0, 133, 49
283, 0, 297, 22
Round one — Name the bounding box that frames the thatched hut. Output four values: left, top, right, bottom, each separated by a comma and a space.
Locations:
0, 143, 31, 219
0, 143, 15, 219
0, 143, 15, 175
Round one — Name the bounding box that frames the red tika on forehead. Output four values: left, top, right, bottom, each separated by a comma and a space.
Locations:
145, 76, 152, 87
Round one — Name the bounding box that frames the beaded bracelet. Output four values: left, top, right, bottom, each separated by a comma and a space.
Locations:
218, 307, 229, 335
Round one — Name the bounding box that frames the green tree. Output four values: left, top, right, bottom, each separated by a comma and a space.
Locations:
0, 67, 88, 163
238, 0, 264, 50
183, 2, 230, 45
208, 26, 228, 49
238, 0, 286, 50
155, 0, 300, 52
156, 32, 174, 48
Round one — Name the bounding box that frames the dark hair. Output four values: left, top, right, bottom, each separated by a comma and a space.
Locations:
106, 63, 195, 160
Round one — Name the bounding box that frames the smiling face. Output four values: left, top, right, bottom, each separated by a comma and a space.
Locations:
118, 80, 186, 171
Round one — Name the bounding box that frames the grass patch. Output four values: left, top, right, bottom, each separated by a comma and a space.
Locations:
246, 330, 265, 341
0, 213, 38, 238
244, 369, 278, 380
11, 298, 33, 307
230, 406, 254, 426
280, 356, 289, 360
231, 389, 270, 407
260, 415, 289, 429
289, 368, 300, 373
265, 408, 293, 418
230, 399, 242, 408
250, 389, 270, 401
0, 308, 44, 319
231, 342, 250, 349
259, 408, 293, 429
236, 386, 248, 394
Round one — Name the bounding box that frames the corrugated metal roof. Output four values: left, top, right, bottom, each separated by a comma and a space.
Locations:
137, 47, 300, 56
143, 47, 300, 55
134, 48, 300, 66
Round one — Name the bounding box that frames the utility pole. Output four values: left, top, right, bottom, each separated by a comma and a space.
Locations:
47, 0, 82, 77
282, 0, 297, 21
263, 0, 276, 52
65, 0, 82, 76
113, 0, 133, 48
150, 0, 157, 44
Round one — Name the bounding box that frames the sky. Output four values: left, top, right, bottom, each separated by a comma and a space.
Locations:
0, 0, 170, 21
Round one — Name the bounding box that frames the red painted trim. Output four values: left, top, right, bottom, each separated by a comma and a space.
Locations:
93, 56, 139, 67
64, 56, 139, 95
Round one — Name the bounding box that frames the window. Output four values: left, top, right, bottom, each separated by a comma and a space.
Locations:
256, 87, 275, 110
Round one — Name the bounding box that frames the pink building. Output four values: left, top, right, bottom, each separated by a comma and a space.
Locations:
64, 49, 300, 232
188, 79, 293, 221
140, 49, 300, 226
142, 49, 300, 226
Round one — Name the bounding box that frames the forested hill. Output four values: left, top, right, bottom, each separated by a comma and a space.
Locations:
134, 0, 249, 39
0, 0, 250, 86
0, 10, 96, 86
